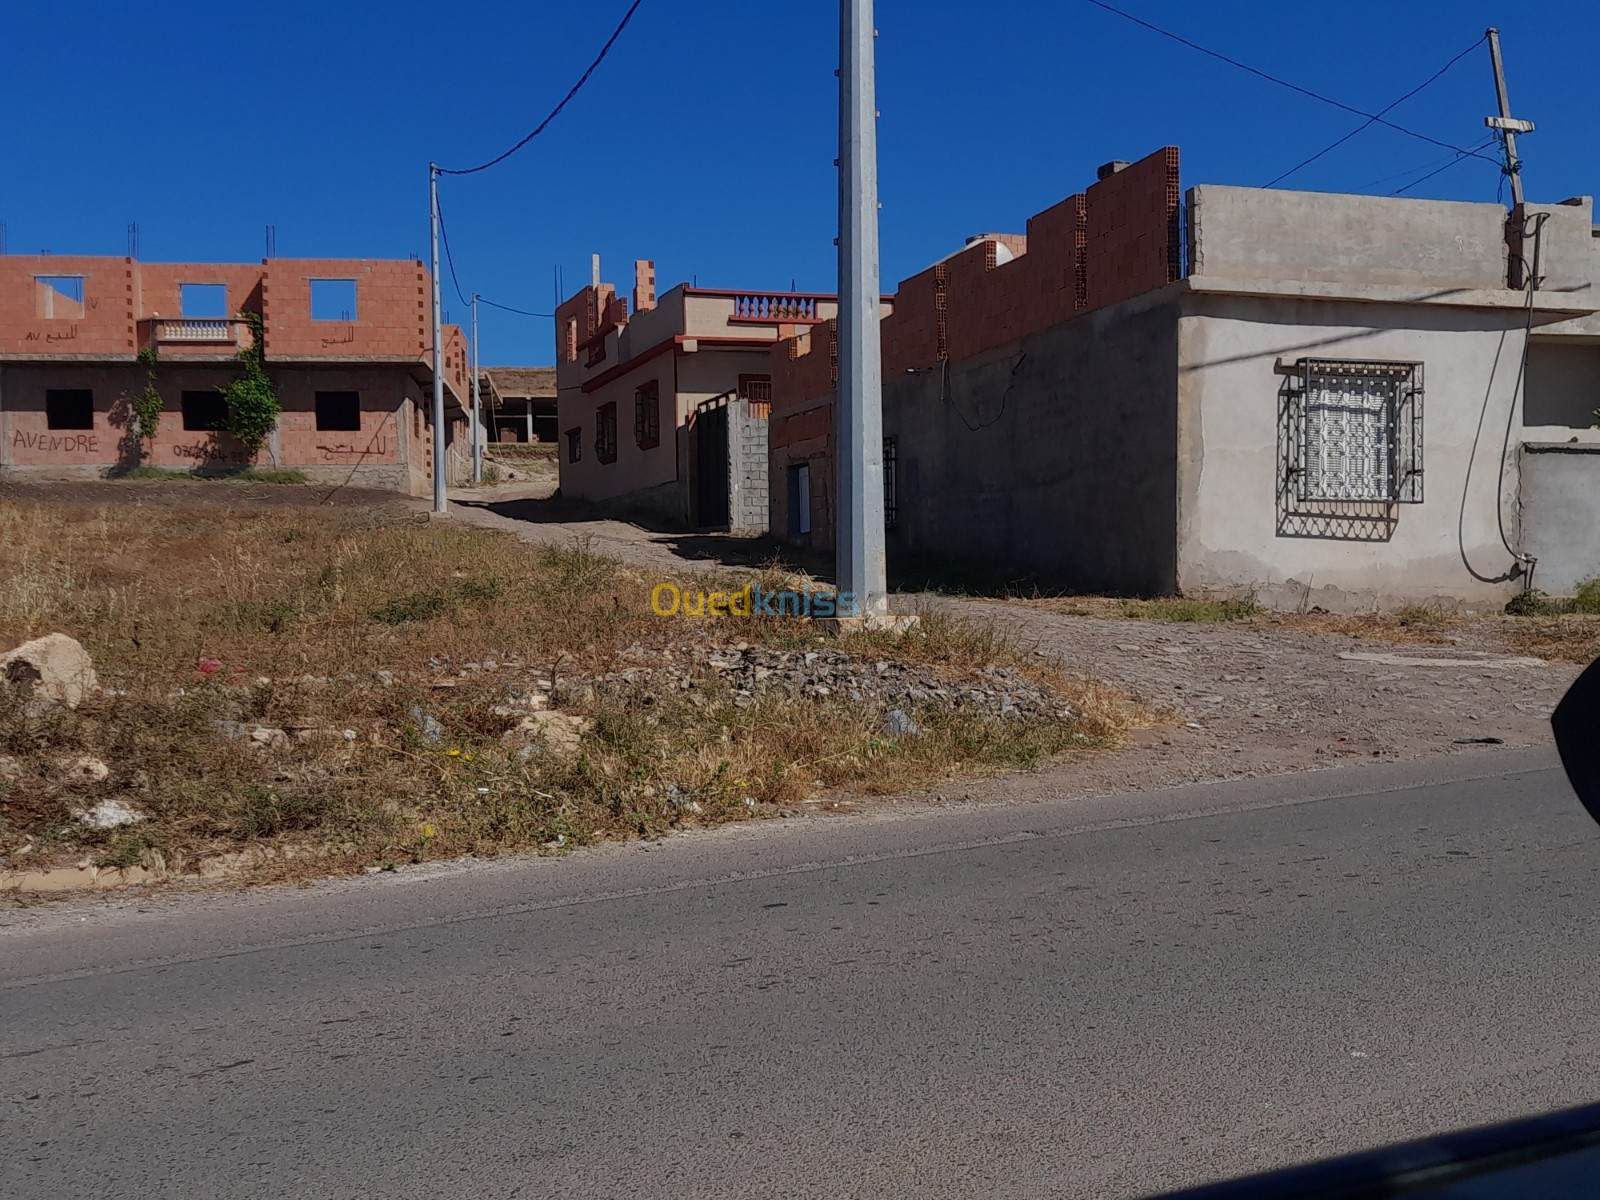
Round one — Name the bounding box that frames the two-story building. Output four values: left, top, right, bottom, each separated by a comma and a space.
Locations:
553, 260, 877, 531
0, 254, 470, 494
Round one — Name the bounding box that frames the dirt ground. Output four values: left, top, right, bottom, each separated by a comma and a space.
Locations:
0, 477, 406, 511
2, 475, 1575, 820
437, 480, 1583, 807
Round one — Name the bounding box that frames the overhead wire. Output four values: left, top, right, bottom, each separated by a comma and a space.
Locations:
1393, 141, 1500, 195
438, 0, 646, 176
1083, 0, 1498, 165
1262, 35, 1487, 187
1348, 138, 1497, 192
436, 183, 556, 322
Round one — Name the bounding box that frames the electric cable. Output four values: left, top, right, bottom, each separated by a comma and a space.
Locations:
438, 0, 646, 176
1084, 0, 1498, 164
1349, 138, 1496, 192
437, 191, 554, 320
1457, 212, 1547, 584
1263, 35, 1486, 187
1394, 142, 1499, 195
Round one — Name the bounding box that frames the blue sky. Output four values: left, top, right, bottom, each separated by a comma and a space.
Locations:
3, 1, 1594, 366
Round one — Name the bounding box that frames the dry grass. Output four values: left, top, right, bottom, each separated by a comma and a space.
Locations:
0, 492, 1142, 885
1501, 616, 1600, 664
1024, 594, 1471, 645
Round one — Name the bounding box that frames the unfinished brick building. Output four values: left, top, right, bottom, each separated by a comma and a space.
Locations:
770, 146, 1600, 609
0, 255, 471, 493
770, 148, 1182, 551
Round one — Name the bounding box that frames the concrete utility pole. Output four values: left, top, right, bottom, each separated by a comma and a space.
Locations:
1484, 28, 1529, 210
836, 0, 888, 623
428, 163, 449, 516
470, 293, 484, 484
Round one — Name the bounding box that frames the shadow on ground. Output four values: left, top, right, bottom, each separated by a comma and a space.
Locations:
451, 491, 1047, 598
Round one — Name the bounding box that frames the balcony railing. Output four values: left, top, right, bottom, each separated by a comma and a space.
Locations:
730, 293, 824, 324
161, 318, 233, 341
140, 317, 250, 348
136, 317, 255, 355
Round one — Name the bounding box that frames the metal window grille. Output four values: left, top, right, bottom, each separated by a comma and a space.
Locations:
595, 403, 618, 464
882, 437, 897, 530
634, 383, 660, 449
1292, 360, 1423, 505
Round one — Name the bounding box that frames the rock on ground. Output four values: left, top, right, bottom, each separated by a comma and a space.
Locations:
1, 633, 99, 709
77, 798, 145, 829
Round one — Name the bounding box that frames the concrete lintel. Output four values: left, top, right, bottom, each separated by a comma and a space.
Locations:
1182, 274, 1599, 316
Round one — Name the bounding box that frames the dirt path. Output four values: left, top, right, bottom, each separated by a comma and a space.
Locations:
433, 484, 1580, 804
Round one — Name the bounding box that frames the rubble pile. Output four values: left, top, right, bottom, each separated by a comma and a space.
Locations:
587, 641, 1074, 721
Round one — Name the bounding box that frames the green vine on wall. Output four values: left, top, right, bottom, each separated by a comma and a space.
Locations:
132, 346, 164, 445
220, 311, 280, 457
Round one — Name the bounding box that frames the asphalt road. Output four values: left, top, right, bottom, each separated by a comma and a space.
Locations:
5, 747, 1600, 1199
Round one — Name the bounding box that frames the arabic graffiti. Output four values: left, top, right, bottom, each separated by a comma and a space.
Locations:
23, 325, 81, 343
316, 436, 390, 461
12, 431, 99, 455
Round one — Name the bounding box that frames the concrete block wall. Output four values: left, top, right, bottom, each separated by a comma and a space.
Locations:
728, 398, 770, 534
1187, 185, 1510, 290
1520, 443, 1600, 594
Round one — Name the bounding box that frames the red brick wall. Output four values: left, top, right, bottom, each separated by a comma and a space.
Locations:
769, 320, 837, 418
1084, 147, 1182, 311
882, 263, 947, 375
136, 263, 266, 324
872, 146, 1177, 372
0, 257, 137, 356
262, 259, 431, 359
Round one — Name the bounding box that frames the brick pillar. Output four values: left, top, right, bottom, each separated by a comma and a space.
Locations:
633, 260, 656, 313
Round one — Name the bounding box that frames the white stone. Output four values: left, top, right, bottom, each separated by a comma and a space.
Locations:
58, 755, 110, 783
78, 798, 145, 829
1, 633, 99, 709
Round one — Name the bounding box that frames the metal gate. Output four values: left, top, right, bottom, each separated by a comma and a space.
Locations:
694, 395, 730, 529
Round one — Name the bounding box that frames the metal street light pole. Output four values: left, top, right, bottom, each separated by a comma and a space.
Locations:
471, 292, 483, 484
428, 163, 449, 516
836, 0, 887, 623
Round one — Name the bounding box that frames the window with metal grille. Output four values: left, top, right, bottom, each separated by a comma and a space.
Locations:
882, 437, 898, 530
1291, 360, 1423, 504
737, 373, 773, 418
634, 381, 660, 449
565, 426, 582, 463
595, 402, 618, 465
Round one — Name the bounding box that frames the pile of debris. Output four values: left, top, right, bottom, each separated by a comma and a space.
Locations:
586, 641, 1074, 721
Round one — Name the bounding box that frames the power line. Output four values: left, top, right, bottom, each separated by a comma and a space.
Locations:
1393, 141, 1500, 195
1263, 35, 1486, 187
435, 194, 471, 308
478, 296, 554, 319
437, 191, 555, 322
1348, 138, 1496, 191
1084, 0, 1499, 165
438, 0, 646, 176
